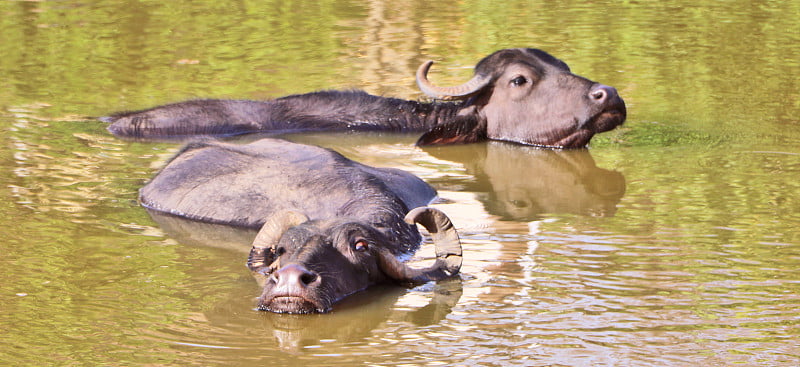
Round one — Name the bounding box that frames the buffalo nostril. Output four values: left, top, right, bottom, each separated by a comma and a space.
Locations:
589, 85, 617, 104
274, 264, 318, 288
590, 89, 607, 101
300, 272, 317, 286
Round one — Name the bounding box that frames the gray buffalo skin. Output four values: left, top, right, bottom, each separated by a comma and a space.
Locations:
103, 48, 626, 148
141, 138, 461, 313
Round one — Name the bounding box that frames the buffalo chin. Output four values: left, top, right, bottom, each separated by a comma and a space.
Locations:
553, 129, 594, 148
592, 110, 626, 134
259, 296, 329, 314
509, 129, 593, 149
550, 110, 625, 148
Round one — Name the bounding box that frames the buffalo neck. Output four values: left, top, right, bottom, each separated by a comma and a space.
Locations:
265, 90, 465, 133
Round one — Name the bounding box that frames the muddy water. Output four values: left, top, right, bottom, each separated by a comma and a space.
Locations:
1, 0, 799, 365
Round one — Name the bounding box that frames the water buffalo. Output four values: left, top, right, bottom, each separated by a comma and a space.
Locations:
103, 48, 626, 148
140, 138, 462, 313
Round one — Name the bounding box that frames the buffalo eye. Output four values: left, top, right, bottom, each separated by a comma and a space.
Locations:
352, 238, 369, 252
510, 76, 528, 87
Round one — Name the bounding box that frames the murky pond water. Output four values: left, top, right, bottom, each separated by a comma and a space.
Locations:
2, 0, 799, 365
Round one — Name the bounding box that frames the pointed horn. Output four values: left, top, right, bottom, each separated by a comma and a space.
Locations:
378, 207, 462, 284
416, 60, 492, 100
247, 211, 309, 273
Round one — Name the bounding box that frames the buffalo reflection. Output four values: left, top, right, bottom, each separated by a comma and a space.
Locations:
146, 210, 462, 352
423, 142, 626, 221
249, 281, 462, 352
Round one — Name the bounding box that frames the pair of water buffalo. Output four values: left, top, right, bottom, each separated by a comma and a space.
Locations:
106, 48, 627, 314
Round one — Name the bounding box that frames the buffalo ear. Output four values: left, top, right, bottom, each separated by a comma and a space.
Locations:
416, 114, 487, 146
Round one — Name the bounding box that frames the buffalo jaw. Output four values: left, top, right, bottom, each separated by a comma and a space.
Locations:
481, 82, 626, 149
378, 207, 463, 284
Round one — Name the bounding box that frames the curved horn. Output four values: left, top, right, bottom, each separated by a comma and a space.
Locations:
416, 60, 492, 100
378, 207, 462, 284
404, 207, 463, 277
247, 211, 309, 273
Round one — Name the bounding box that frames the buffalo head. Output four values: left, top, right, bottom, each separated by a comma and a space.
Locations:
247, 207, 462, 314
416, 48, 627, 148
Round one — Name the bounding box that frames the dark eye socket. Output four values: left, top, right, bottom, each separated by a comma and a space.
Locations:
510, 76, 528, 86
352, 238, 369, 252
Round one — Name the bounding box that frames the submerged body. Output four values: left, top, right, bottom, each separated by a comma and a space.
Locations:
104, 48, 626, 148
142, 138, 461, 313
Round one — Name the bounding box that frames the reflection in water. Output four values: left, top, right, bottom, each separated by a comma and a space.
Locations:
424, 142, 626, 221
147, 209, 258, 254
253, 281, 461, 353
147, 210, 462, 353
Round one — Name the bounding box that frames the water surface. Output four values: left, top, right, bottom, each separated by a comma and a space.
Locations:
1, 0, 799, 365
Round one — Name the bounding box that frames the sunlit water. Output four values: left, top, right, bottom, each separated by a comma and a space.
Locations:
1, 0, 799, 366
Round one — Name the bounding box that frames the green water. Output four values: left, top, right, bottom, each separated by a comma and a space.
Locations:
1, 0, 799, 365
